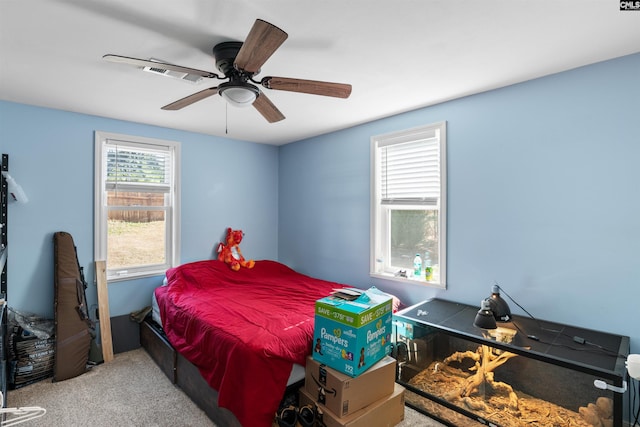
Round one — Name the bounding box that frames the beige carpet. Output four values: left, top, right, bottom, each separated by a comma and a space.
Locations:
7, 348, 444, 426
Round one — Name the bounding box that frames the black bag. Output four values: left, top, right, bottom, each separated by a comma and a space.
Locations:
53, 231, 93, 381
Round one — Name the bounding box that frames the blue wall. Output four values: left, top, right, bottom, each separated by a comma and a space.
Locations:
0, 102, 279, 318
279, 52, 640, 355
1, 52, 638, 360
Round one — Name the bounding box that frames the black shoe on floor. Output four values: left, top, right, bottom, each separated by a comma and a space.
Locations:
275, 405, 298, 427
297, 404, 315, 427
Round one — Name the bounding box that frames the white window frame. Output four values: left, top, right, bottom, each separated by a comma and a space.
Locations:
370, 121, 447, 289
94, 131, 181, 282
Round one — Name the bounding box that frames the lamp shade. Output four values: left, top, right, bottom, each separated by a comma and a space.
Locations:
473, 299, 497, 330
219, 82, 259, 108
488, 284, 511, 322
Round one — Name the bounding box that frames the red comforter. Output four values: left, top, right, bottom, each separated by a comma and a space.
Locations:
156, 260, 346, 427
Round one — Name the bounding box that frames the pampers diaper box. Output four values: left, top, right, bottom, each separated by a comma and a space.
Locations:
312, 287, 393, 377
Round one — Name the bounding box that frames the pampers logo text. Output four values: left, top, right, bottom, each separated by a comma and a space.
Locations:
321, 328, 349, 347
366, 325, 387, 343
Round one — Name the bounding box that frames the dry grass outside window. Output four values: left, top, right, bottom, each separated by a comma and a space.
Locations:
107, 220, 165, 269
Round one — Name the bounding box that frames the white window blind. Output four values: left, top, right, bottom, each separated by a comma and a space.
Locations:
380, 136, 440, 205
105, 142, 172, 193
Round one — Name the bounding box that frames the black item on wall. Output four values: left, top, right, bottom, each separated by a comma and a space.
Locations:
1, 153, 8, 408
1, 153, 7, 298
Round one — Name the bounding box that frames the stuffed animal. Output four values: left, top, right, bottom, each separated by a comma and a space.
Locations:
217, 227, 255, 271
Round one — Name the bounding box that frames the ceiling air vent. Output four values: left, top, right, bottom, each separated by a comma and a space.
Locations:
142, 59, 203, 83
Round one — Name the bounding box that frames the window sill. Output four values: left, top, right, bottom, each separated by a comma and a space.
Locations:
107, 268, 167, 283
369, 272, 446, 289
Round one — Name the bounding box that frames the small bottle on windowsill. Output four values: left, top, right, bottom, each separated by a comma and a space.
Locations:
413, 254, 422, 277
424, 255, 433, 281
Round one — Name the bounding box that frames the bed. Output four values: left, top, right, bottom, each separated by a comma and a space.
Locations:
145, 259, 351, 427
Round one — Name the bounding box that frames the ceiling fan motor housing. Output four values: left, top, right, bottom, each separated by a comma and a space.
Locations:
213, 41, 260, 107
213, 41, 247, 76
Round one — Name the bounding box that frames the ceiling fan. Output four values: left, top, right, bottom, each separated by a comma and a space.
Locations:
103, 19, 352, 123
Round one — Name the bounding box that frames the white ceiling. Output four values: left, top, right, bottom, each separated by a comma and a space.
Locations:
1, 1, 640, 145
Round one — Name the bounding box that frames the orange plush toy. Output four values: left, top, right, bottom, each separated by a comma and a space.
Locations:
217, 228, 255, 271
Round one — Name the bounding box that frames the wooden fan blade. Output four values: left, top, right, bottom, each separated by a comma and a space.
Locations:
162, 87, 219, 110
103, 54, 219, 78
234, 19, 288, 73
262, 76, 352, 98
253, 92, 285, 123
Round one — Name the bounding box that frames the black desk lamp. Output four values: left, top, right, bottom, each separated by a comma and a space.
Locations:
487, 284, 511, 322
473, 299, 497, 330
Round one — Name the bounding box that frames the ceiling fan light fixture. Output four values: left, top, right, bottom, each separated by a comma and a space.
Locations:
218, 82, 259, 108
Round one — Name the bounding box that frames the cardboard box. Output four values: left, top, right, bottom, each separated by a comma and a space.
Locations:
304, 355, 396, 418
299, 383, 405, 427
313, 287, 393, 377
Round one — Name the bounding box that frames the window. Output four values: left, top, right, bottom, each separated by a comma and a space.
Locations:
95, 131, 180, 281
370, 121, 446, 288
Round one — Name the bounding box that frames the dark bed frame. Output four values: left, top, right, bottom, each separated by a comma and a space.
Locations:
140, 317, 302, 426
